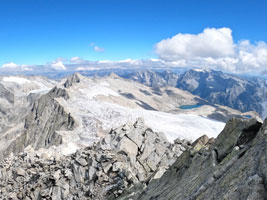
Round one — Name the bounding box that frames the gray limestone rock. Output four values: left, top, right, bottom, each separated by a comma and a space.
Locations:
124, 118, 267, 200
0, 86, 75, 160
0, 119, 188, 200
118, 137, 138, 157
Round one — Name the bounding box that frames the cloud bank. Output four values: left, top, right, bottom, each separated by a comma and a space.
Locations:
1, 27, 266, 76
2, 62, 19, 69
1, 62, 33, 71
155, 27, 267, 74
156, 28, 235, 60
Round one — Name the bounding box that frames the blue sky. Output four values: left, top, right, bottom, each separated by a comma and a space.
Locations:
0, 0, 267, 74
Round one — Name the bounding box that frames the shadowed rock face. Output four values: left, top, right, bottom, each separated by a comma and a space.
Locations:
0, 76, 57, 133
23, 87, 73, 149
122, 118, 267, 200
0, 87, 75, 160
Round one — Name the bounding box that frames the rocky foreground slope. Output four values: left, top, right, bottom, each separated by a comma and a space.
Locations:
120, 117, 267, 200
1, 117, 267, 199
0, 119, 190, 199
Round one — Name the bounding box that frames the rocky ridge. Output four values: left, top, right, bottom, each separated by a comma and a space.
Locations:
121, 117, 267, 200
122, 70, 179, 89
0, 118, 190, 200
0, 86, 75, 161
0, 76, 56, 133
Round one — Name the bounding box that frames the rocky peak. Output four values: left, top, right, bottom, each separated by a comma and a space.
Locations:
109, 72, 122, 79
63, 73, 82, 88
0, 86, 74, 160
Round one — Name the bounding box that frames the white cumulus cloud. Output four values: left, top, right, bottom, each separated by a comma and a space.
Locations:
155, 27, 267, 74
2, 62, 19, 69
94, 46, 105, 52
51, 61, 66, 70
70, 57, 87, 64
89, 42, 105, 52
236, 40, 267, 72
1, 62, 33, 71
156, 27, 235, 60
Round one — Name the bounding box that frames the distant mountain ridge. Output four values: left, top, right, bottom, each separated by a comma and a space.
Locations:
122, 70, 179, 88
124, 69, 267, 117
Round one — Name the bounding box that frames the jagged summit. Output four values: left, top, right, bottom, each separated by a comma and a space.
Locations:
108, 72, 121, 79
63, 72, 82, 88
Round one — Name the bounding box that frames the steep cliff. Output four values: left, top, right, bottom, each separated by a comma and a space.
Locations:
0, 87, 75, 160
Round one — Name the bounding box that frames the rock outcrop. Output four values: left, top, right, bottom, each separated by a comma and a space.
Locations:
0, 76, 56, 133
0, 119, 190, 200
63, 73, 81, 88
124, 118, 267, 200
0, 87, 75, 160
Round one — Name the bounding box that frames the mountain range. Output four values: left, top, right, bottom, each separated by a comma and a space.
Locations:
1, 72, 253, 160
123, 68, 267, 118
0, 69, 266, 199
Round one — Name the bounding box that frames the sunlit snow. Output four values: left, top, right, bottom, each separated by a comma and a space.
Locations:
3, 76, 31, 84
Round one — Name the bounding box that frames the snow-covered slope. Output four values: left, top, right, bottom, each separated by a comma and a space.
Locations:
0, 73, 260, 158
41, 73, 252, 155
1, 75, 56, 95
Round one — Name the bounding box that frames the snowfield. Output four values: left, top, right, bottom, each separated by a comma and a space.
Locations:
1, 76, 56, 95
139, 111, 225, 142
3, 76, 31, 84
53, 75, 226, 155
